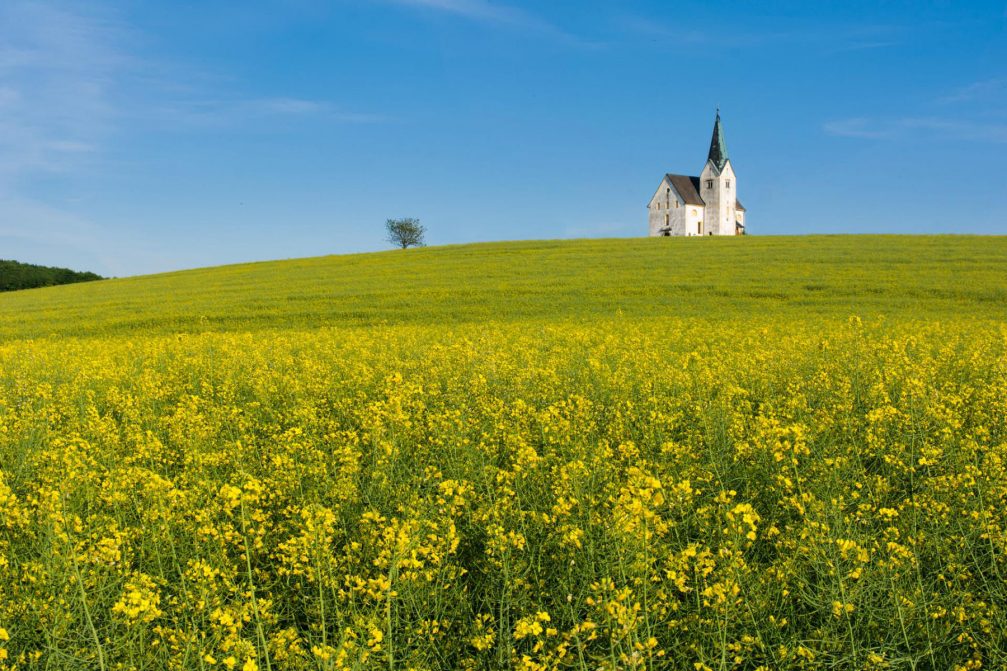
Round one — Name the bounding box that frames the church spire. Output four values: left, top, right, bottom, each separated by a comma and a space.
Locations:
707, 109, 729, 172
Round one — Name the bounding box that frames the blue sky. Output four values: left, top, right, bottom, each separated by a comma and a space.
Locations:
0, 0, 1005, 276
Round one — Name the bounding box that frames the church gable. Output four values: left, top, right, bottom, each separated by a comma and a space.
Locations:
666, 174, 705, 207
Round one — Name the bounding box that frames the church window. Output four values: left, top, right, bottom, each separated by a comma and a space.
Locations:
665, 214, 670, 226
674, 200, 679, 208
706, 180, 713, 189
726, 180, 731, 189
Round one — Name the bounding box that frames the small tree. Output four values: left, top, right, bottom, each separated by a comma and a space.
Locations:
385, 218, 426, 249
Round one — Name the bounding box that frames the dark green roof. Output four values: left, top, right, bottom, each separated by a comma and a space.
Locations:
707, 111, 729, 172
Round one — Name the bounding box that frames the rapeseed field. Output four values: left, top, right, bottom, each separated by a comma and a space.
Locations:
1, 237, 1006, 670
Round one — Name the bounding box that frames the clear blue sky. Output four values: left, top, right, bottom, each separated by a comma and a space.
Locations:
1, 0, 1005, 276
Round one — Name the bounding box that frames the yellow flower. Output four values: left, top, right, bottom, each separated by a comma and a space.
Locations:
832, 601, 855, 618
514, 616, 544, 640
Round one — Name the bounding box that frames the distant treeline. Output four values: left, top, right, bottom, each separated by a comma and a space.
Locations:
0, 260, 103, 292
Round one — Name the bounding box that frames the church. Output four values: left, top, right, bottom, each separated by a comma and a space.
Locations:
648, 111, 746, 236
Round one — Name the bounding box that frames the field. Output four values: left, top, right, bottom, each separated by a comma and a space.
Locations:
1, 236, 1006, 670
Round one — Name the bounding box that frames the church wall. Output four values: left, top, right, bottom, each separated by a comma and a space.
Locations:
685, 206, 704, 236
647, 182, 666, 236
700, 161, 738, 235
699, 162, 720, 235
648, 178, 689, 236
722, 163, 738, 235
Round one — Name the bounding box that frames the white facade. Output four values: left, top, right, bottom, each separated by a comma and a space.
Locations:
648, 177, 688, 237
700, 160, 736, 236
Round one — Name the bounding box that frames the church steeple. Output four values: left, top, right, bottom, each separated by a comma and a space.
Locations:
707, 109, 729, 172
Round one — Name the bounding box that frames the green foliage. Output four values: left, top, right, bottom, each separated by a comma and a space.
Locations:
0, 259, 102, 293
385, 217, 426, 249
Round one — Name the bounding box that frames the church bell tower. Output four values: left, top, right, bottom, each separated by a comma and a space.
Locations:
699, 110, 738, 236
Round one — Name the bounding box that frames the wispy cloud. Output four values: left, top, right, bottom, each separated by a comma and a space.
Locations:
0, 1, 384, 274
389, 0, 529, 24
614, 15, 905, 52
0, 2, 122, 184
143, 96, 388, 129
829, 40, 901, 53
614, 16, 708, 45
938, 77, 1007, 104
382, 0, 590, 44
824, 116, 1007, 143
822, 118, 897, 139
0, 1, 129, 271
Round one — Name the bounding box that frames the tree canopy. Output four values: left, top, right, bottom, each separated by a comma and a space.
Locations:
0, 260, 103, 292
386, 218, 426, 249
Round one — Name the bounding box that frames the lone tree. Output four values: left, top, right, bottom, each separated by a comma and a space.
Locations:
386, 218, 426, 249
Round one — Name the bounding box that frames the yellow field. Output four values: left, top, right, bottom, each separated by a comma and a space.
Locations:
1, 237, 1006, 670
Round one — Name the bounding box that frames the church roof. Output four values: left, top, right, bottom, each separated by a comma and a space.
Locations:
664, 174, 745, 212
666, 174, 705, 206
707, 111, 729, 172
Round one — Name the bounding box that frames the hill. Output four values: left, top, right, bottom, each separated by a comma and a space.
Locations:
0, 259, 103, 293
0, 235, 1004, 340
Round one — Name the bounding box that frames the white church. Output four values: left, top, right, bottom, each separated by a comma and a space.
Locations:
648, 111, 746, 236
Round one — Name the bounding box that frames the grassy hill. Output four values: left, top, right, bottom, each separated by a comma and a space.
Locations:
0, 235, 1005, 340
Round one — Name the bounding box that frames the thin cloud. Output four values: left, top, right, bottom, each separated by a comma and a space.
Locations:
383, 0, 591, 45
390, 0, 528, 24
615, 15, 905, 52
902, 117, 1007, 142
0, 2, 122, 183
822, 118, 897, 139
143, 96, 388, 129
0, 1, 129, 276
824, 116, 1007, 143
829, 40, 901, 53
0, 1, 388, 275
938, 77, 1007, 104
614, 16, 708, 45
